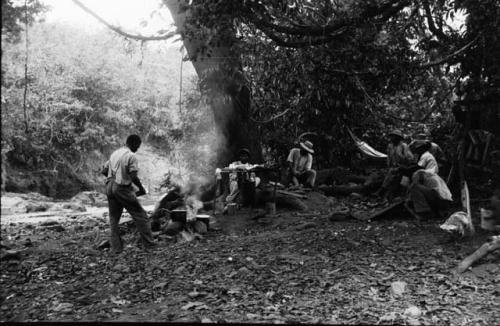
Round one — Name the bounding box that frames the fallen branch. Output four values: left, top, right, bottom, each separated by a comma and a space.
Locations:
456, 236, 500, 274
277, 190, 307, 199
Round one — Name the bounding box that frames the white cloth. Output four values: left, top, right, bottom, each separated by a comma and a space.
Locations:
418, 151, 439, 174
287, 148, 312, 174
412, 169, 452, 201
104, 147, 139, 185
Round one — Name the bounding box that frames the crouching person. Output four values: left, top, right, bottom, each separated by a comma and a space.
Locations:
101, 134, 156, 253
406, 169, 453, 220
286, 141, 316, 189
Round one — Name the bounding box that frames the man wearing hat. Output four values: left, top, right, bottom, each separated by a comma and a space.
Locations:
375, 129, 414, 200
286, 141, 316, 188
410, 133, 446, 166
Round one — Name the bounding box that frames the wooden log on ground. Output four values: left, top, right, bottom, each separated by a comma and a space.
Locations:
456, 236, 500, 274
277, 190, 307, 199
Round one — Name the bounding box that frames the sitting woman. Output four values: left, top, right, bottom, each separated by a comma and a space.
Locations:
400, 140, 453, 220
406, 169, 453, 220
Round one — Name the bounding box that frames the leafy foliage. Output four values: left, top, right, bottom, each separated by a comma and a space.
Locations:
169, 0, 499, 168
1, 22, 191, 196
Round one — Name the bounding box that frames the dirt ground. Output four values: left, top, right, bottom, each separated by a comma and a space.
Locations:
0, 191, 499, 324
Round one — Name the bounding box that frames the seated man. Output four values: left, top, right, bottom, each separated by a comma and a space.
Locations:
286, 141, 316, 189
375, 130, 414, 200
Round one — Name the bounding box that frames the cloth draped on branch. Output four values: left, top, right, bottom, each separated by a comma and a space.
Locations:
347, 128, 387, 159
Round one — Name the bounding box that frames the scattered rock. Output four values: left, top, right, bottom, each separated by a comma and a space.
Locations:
350, 192, 363, 199
40, 220, 60, 226
44, 224, 65, 232
62, 203, 87, 212
113, 264, 130, 273
51, 302, 73, 313
407, 317, 421, 326
394, 221, 410, 228
404, 305, 422, 318
25, 203, 50, 213
390, 281, 407, 296
329, 209, 351, 222
70, 191, 107, 207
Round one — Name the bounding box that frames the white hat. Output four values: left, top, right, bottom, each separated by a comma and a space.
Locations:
300, 141, 314, 154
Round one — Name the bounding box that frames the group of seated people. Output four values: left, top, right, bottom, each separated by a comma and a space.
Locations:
375, 129, 452, 220
221, 130, 452, 221
220, 140, 317, 205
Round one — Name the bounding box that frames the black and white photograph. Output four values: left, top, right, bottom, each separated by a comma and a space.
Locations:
1, 0, 499, 323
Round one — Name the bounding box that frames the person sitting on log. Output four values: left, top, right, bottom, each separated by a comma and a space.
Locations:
400, 140, 453, 220
375, 130, 414, 200
286, 141, 316, 189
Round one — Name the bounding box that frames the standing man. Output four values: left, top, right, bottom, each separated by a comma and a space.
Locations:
286, 141, 316, 188
101, 134, 156, 253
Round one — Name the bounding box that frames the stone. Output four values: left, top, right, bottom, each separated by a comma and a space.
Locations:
45, 224, 65, 232
40, 220, 59, 226
52, 302, 73, 313
113, 264, 130, 273
26, 203, 50, 213
390, 281, 407, 296
62, 203, 87, 212
404, 305, 422, 318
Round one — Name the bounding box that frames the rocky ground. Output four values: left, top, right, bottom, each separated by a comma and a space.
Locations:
0, 191, 499, 324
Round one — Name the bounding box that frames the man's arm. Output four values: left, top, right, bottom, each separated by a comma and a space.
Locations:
305, 154, 312, 171
128, 155, 146, 196
130, 171, 147, 196
403, 143, 414, 162
287, 149, 298, 175
101, 161, 109, 177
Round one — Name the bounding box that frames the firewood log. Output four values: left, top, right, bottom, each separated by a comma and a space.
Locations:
456, 236, 500, 273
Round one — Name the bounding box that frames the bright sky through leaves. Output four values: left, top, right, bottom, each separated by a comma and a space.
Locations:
41, 0, 174, 35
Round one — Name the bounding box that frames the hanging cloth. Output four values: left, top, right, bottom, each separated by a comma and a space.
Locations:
347, 127, 387, 159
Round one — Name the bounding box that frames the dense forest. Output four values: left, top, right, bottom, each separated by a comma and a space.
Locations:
1, 11, 219, 197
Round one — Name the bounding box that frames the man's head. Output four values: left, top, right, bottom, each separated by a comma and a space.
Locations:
388, 130, 404, 144
410, 140, 431, 156
299, 141, 314, 155
126, 134, 142, 152
238, 148, 250, 163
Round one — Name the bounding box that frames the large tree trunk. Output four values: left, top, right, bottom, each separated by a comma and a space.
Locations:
164, 0, 262, 167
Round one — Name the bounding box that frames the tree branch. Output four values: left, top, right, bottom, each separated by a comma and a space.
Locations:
417, 36, 479, 69
247, 0, 405, 37
260, 27, 348, 48
251, 108, 292, 123
72, 0, 176, 41
421, 0, 448, 41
